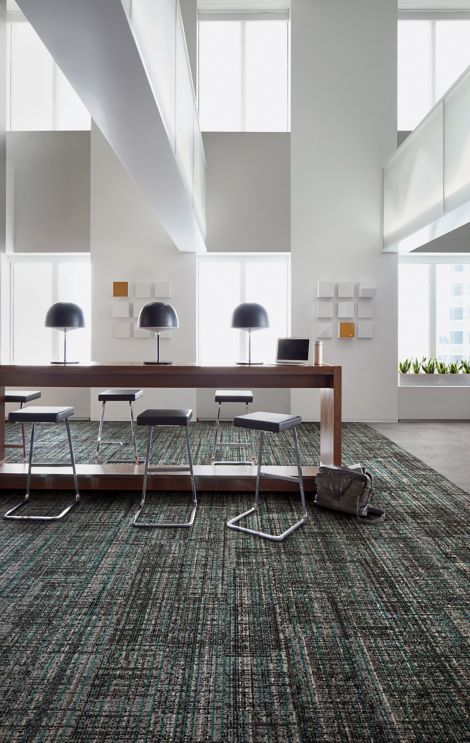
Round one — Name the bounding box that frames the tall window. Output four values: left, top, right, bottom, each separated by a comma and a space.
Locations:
7, 21, 91, 130
197, 254, 290, 364
198, 17, 290, 132
399, 259, 470, 363
9, 256, 91, 364
398, 19, 470, 130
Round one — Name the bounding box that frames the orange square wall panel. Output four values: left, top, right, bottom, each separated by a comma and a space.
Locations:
338, 322, 355, 338
113, 281, 129, 297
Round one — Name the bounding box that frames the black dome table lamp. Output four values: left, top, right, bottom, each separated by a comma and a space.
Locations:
45, 302, 85, 364
138, 302, 179, 365
231, 302, 269, 365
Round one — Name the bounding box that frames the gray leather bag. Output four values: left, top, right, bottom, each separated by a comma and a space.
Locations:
315, 465, 384, 522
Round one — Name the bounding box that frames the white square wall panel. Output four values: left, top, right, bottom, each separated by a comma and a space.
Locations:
316, 322, 333, 339
338, 302, 355, 318
134, 327, 152, 339
134, 282, 153, 298
337, 282, 355, 298
133, 300, 148, 319
316, 301, 334, 319
357, 301, 374, 319
358, 282, 376, 298
357, 321, 374, 339
112, 301, 130, 319
114, 322, 132, 339
154, 281, 172, 298
317, 281, 335, 299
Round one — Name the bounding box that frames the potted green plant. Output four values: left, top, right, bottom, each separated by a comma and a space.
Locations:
435, 359, 470, 386
399, 356, 431, 385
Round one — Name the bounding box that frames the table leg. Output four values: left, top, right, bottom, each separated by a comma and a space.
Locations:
320, 368, 342, 466
0, 385, 4, 462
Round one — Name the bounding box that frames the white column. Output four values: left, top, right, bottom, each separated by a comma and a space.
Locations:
290, 0, 398, 422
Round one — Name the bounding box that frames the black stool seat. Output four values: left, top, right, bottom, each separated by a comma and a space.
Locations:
98, 389, 143, 402
5, 390, 41, 404
137, 409, 192, 427
215, 390, 253, 404
9, 406, 74, 423
234, 411, 302, 433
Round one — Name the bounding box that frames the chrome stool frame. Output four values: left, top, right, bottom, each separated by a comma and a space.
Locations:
3, 406, 80, 522
132, 409, 197, 529
227, 413, 307, 542
95, 389, 143, 464
212, 390, 255, 465
4, 391, 41, 460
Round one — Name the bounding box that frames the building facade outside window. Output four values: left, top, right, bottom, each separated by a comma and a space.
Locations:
399, 258, 470, 364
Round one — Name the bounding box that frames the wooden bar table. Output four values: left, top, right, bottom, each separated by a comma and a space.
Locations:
0, 363, 341, 492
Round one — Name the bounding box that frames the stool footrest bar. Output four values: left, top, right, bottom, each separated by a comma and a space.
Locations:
3, 497, 79, 521
227, 507, 307, 542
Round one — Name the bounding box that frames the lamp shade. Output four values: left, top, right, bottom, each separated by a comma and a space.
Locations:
231, 302, 269, 330
45, 302, 85, 330
138, 302, 179, 330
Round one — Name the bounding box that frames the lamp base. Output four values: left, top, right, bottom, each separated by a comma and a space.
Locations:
236, 361, 264, 366
143, 360, 174, 365
50, 360, 80, 365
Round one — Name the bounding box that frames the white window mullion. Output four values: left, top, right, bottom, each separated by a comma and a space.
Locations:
429, 263, 437, 358
240, 20, 246, 132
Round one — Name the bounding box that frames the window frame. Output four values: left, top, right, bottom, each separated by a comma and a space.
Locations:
197, 12, 291, 133
4, 252, 91, 364
397, 14, 470, 131
399, 253, 470, 361
196, 252, 291, 365
6, 17, 91, 132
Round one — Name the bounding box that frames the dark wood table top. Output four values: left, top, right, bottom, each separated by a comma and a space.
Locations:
0, 363, 341, 389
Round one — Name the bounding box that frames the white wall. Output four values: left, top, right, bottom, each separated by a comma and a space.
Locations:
290, 0, 398, 422
203, 132, 291, 253
399, 387, 470, 419
7, 131, 90, 252
90, 124, 196, 420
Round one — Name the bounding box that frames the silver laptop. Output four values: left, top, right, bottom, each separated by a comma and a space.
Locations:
276, 338, 310, 365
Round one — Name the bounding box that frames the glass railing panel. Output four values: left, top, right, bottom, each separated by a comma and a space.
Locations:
444, 69, 470, 213
384, 104, 444, 247
193, 112, 206, 232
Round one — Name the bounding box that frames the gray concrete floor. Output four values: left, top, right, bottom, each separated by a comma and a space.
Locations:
371, 421, 470, 493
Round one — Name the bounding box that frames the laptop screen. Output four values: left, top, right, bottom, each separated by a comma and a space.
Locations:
276, 338, 310, 362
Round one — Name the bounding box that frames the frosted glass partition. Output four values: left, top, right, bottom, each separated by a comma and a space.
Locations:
127, 0, 177, 150
444, 69, 470, 213
175, 5, 195, 194
193, 113, 206, 232
384, 104, 444, 248
124, 0, 205, 226
384, 64, 470, 251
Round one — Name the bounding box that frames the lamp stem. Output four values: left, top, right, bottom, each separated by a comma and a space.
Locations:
63, 329, 67, 364
248, 329, 252, 365
156, 331, 160, 364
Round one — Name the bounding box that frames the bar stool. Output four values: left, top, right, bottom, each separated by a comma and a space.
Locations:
227, 412, 307, 542
3, 406, 80, 521
212, 390, 255, 464
4, 390, 41, 459
95, 389, 143, 464
132, 409, 197, 528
